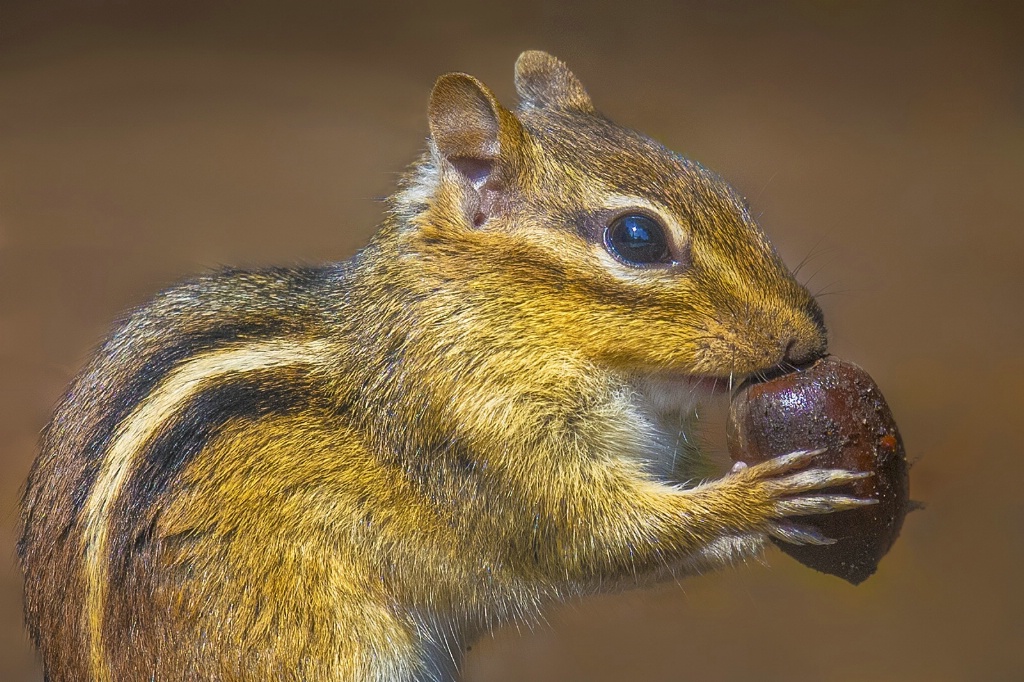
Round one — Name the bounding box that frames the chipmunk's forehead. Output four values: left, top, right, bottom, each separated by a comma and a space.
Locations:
524, 112, 744, 221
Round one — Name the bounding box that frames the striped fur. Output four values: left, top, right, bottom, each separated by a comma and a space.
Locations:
83, 340, 330, 681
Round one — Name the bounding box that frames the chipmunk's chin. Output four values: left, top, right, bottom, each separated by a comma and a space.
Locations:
629, 370, 739, 416
681, 374, 734, 395
656, 371, 740, 396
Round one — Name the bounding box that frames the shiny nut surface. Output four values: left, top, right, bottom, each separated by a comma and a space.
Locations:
727, 356, 909, 584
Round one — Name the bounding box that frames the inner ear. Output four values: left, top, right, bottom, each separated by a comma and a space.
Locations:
448, 157, 493, 190
449, 157, 495, 227
429, 73, 521, 226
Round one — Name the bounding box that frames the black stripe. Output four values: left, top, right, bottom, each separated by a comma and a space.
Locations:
68, 265, 341, 522
69, 322, 288, 519
107, 373, 310, 589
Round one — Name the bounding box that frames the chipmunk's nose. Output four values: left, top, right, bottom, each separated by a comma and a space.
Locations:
784, 335, 825, 366
783, 299, 828, 366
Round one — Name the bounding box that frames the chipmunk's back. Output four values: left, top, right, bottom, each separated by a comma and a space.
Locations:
21, 266, 348, 678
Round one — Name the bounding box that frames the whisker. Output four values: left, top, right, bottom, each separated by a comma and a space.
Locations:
752, 169, 780, 204
791, 236, 829, 278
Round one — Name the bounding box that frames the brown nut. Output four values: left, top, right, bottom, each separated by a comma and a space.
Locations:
727, 355, 909, 584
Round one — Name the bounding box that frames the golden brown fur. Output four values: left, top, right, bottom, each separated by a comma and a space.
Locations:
20, 51, 869, 681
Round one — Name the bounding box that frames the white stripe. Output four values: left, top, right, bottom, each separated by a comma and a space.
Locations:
82, 339, 329, 681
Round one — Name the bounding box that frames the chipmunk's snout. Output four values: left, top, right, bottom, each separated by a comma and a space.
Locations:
782, 298, 828, 366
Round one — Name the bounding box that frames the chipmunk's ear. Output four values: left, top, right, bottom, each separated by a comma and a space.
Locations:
429, 73, 528, 226
514, 51, 595, 113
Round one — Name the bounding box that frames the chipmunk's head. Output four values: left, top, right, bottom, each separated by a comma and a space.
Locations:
396, 51, 825, 381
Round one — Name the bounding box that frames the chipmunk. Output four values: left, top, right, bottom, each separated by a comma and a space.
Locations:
20, 51, 873, 682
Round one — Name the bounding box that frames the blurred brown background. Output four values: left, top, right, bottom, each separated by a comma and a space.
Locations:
1, 1, 1021, 680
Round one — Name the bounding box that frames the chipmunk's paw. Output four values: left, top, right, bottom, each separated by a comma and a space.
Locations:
719, 449, 877, 545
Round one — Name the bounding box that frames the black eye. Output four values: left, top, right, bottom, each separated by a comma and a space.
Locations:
604, 213, 671, 265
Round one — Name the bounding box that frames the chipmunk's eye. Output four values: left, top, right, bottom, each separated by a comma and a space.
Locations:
604, 213, 671, 265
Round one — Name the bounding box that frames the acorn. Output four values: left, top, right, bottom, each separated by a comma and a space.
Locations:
727, 355, 909, 584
